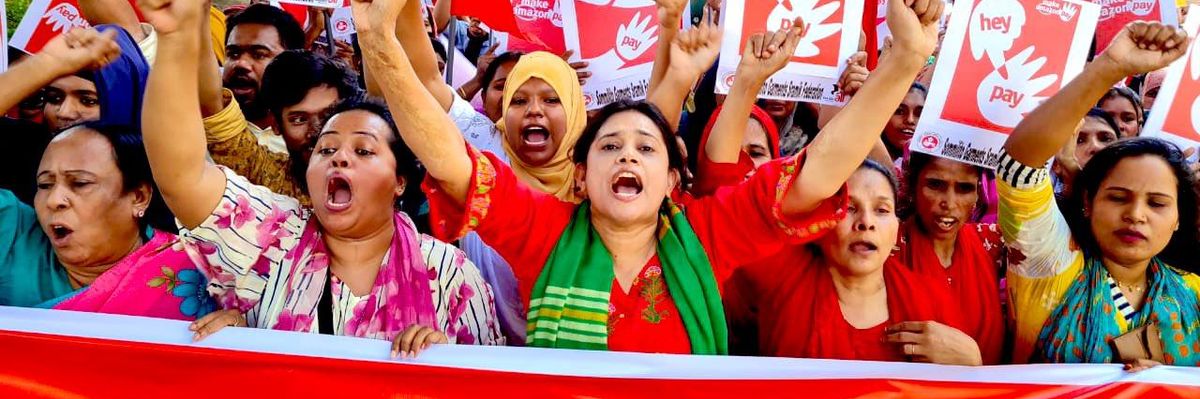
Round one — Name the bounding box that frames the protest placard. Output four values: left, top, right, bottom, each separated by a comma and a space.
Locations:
9, 0, 92, 54
1095, 0, 1178, 51
561, 0, 668, 109
330, 6, 355, 40
909, 0, 1099, 168
715, 0, 865, 106
507, 0, 567, 53
1142, 6, 1200, 153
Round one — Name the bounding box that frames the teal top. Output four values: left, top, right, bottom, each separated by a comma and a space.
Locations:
0, 189, 72, 307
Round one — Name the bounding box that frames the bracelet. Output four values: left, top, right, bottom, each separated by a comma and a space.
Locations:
457, 87, 468, 98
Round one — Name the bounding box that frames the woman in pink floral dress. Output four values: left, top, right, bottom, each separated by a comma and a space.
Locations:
139, 2, 502, 355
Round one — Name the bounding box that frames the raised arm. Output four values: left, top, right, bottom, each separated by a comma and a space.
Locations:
704, 20, 805, 164
646, 7, 722, 130
781, 0, 943, 216
140, 0, 228, 228
198, 3, 225, 116
394, 0, 455, 110
432, 0, 452, 35
1004, 22, 1188, 167
647, 0, 688, 93
0, 29, 119, 114
79, 0, 147, 41
355, 0, 472, 203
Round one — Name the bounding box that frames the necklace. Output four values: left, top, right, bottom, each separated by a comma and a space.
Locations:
1116, 280, 1146, 294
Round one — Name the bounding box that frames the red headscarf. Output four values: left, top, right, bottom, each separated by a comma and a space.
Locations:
894, 222, 1006, 364
727, 244, 964, 360
691, 105, 781, 197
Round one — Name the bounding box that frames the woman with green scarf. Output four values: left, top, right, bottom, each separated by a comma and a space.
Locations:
999, 22, 1199, 370
352, 0, 943, 353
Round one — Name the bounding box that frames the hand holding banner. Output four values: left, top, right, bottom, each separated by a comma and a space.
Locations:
716, 0, 864, 106
909, 0, 1099, 167
1143, 6, 1200, 151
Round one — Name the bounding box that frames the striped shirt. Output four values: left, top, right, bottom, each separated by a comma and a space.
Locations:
180, 167, 503, 345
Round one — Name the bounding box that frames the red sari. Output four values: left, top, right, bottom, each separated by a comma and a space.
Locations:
425, 146, 846, 354
893, 222, 1006, 364
726, 245, 964, 360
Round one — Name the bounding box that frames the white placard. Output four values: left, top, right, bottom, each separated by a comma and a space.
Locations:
715, 0, 865, 106
1142, 5, 1200, 153
561, 0, 669, 110
909, 0, 1100, 168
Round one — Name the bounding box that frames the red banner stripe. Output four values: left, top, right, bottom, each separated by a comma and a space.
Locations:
2, 328, 1200, 399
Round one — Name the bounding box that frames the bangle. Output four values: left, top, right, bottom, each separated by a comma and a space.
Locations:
457, 87, 468, 98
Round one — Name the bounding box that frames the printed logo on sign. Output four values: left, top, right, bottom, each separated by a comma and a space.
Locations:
1098, 0, 1156, 21
43, 2, 87, 35
584, 93, 595, 107
515, 0, 558, 22
1034, 0, 1079, 22
723, 73, 737, 89
763, 0, 843, 60
336, 20, 349, 33
918, 132, 941, 151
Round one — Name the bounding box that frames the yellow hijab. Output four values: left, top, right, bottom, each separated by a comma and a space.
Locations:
210, 6, 228, 65
498, 52, 587, 203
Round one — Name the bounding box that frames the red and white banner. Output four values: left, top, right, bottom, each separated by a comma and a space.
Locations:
562, 0, 671, 109
9, 0, 92, 54
716, 0, 864, 106
910, 0, 1099, 167
505, 0, 568, 54
276, 0, 348, 9
329, 6, 355, 39
1095, 0, 1178, 52
1143, 5, 1200, 151
3, 307, 1200, 398
268, 0, 313, 29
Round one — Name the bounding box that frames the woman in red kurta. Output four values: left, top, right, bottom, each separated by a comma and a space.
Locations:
892, 152, 1008, 364
361, 0, 943, 354
725, 163, 982, 364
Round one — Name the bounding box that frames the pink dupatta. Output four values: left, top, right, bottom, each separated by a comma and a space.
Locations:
55, 231, 215, 321
271, 212, 437, 340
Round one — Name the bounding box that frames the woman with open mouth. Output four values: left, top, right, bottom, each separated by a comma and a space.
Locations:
360, 0, 945, 354
893, 152, 1006, 364
139, 1, 503, 358
998, 22, 1200, 370
692, 15, 982, 365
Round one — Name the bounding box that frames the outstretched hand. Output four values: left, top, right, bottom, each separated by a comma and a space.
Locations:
39, 28, 121, 76
1098, 22, 1189, 78
737, 16, 807, 82
667, 7, 724, 78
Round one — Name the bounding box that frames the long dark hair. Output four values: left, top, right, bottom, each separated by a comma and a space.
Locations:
1063, 137, 1199, 272
76, 122, 177, 234
571, 100, 690, 191
901, 151, 989, 222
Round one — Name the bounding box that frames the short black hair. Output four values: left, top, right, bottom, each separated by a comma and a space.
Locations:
430, 39, 448, 64
481, 51, 524, 98
909, 82, 929, 97
74, 121, 177, 234
572, 100, 690, 191
1085, 107, 1122, 138
291, 96, 425, 219
226, 4, 306, 50
1064, 137, 1199, 272
260, 50, 363, 125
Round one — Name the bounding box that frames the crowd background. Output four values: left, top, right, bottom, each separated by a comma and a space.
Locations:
0, 0, 1198, 375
